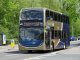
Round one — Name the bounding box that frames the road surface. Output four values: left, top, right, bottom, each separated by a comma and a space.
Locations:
0, 44, 80, 60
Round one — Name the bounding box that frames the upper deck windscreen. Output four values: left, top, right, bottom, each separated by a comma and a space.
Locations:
20, 9, 43, 21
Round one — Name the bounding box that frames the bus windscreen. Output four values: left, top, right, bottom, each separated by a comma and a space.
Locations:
20, 28, 44, 47
21, 10, 43, 21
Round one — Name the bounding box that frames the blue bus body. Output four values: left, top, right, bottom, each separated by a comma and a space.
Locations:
19, 8, 70, 51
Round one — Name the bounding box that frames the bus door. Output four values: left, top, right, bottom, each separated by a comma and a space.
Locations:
45, 29, 51, 49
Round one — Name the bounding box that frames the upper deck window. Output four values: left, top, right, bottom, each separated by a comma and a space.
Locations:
21, 10, 43, 21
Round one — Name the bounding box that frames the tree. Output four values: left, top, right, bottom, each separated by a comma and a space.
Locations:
0, 0, 80, 40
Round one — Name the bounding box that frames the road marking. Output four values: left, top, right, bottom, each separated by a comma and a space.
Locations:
24, 52, 57, 60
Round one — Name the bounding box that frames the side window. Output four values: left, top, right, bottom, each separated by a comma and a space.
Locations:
54, 31, 59, 39
63, 32, 66, 39
64, 32, 69, 39
64, 16, 66, 23
68, 17, 69, 24
65, 16, 68, 24
51, 29, 54, 39
62, 15, 65, 23
53, 30, 64, 39
61, 31, 64, 39
54, 31, 57, 38
65, 16, 67, 23
66, 16, 69, 24
61, 15, 63, 22
61, 31, 68, 39
46, 10, 50, 20
54, 13, 57, 21
46, 10, 54, 20
62, 15, 69, 24
58, 31, 61, 39
57, 14, 61, 22
50, 11, 53, 19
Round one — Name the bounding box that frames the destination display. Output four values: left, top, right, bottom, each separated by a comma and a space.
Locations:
20, 21, 43, 27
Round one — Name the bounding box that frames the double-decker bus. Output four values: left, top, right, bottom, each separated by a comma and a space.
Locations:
19, 8, 70, 51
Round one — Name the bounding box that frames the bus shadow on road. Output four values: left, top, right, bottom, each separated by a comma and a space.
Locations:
5, 50, 50, 54
5, 48, 65, 54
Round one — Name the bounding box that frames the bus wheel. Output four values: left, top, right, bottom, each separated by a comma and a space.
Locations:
64, 44, 66, 49
64, 44, 67, 49
27, 50, 32, 53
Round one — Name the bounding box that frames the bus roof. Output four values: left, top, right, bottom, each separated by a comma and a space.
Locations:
20, 8, 68, 17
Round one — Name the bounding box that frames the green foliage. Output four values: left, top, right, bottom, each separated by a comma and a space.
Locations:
74, 18, 80, 36
62, 0, 80, 36
0, 0, 80, 42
